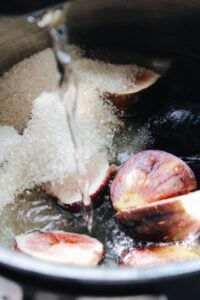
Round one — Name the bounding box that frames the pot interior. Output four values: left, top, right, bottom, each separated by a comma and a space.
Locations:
0, 0, 200, 287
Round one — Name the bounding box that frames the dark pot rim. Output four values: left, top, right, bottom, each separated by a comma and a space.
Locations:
1, 245, 200, 292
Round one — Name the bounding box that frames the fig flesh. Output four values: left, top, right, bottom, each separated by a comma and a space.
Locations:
103, 70, 160, 112
120, 244, 200, 268
111, 150, 197, 212
116, 190, 200, 242
182, 156, 200, 187
15, 231, 104, 266
44, 157, 116, 212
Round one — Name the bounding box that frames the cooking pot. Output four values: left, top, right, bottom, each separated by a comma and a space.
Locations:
1, 1, 200, 299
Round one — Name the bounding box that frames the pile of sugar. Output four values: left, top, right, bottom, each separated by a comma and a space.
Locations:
0, 88, 120, 211
0, 48, 58, 130
0, 95, 69, 208
77, 85, 121, 157
69, 46, 145, 94
0, 45, 146, 211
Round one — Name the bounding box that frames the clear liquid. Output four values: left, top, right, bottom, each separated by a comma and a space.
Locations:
0, 117, 199, 264
0, 188, 134, 265
32, 5, 93, 231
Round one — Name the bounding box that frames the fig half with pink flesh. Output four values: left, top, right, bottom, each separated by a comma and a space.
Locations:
15, 231, 104, 266
103, 70, 160, 111
116, 190, 200, 242
111, 150, 197, 212
120, 245, 200, 268
44, 156, 116, 212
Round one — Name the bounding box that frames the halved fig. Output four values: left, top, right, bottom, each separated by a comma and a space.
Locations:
120, 245, 200, 268
111, 150, 197, 212
116, 190, 200, 242
182, 156, 200, 188
103, 70, 160, 111
44, 156, 116, 212
131, 57, 200, 122
15, 231, 104, 266
69, 50, 160, 113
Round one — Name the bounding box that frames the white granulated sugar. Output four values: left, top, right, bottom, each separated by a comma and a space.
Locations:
70, 47, 144, 94
0, 93, 71, 210
0, 126, 20, 163
0, 87, 120, 211
0, 48, 58, 130
21, 93, 73, 183
77, 84, 120, 157
66, 44, 84, 60
0, 44, 145, 211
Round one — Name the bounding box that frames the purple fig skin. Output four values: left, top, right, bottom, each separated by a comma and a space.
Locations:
120, 245, 200, 268
45, 165, 116, 213
111, 150, 197, 212
116, 191, 200, 242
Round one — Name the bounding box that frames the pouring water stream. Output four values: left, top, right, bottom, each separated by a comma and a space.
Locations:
28, 5, 93, 232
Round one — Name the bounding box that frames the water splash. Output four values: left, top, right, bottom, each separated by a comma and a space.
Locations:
28, 5, 93, 231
